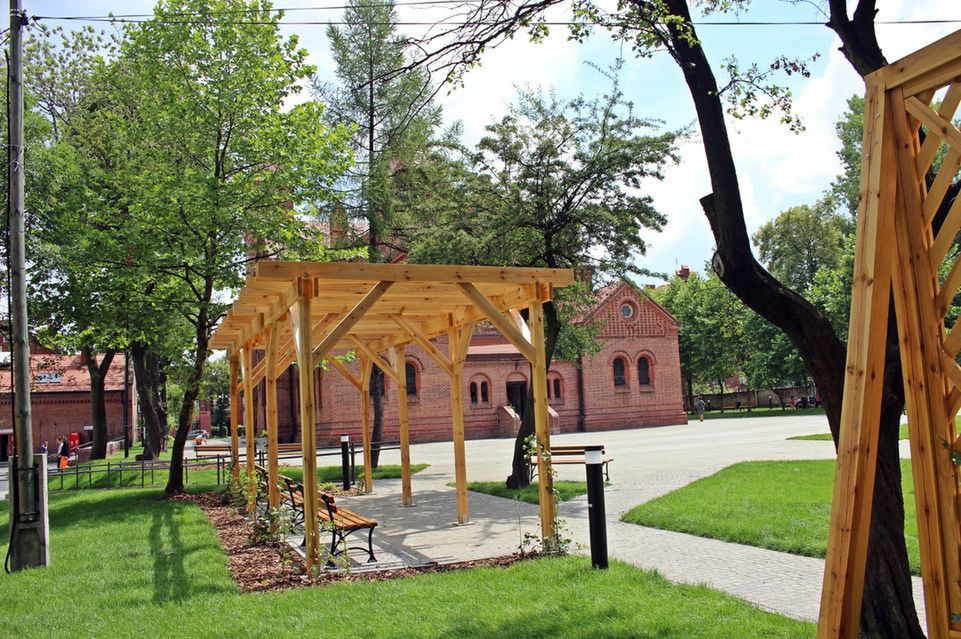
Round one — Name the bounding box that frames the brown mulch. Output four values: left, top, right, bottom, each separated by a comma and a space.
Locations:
187, 492, 536, 593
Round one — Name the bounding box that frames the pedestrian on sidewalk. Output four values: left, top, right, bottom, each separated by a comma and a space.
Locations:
696, 397, 706, 422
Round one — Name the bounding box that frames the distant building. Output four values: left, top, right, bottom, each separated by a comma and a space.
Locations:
242, 280, 687, 445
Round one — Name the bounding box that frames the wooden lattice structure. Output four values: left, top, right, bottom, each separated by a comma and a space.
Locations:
818, 30, 961, 639
209, 261, 574, 573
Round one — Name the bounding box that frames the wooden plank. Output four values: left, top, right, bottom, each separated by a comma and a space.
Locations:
390, 314, 453, 376
458, 283, 536, 363
902, 57, 961, 102
936, 253, 961, 320
918, 83, 961, 175
264, 324, 281, 525
310, 281, 393, 361
449, 318, 473, 525
529, 285, 556, 540
817, 80, 896, 639
256, 260, 576, 286
893, 85, 958, 639
327, 355, 363, 390
290, 278, 321, 575
359, 357, 374, 494
393, 345, 413, 507
923, 147, 961, 226
241, 344, 257, 513
904, 97, 961, 160
930, 195, 961, 269
229, 354, 241, 486
882, 30, 961, 90
349, 337, 402, 385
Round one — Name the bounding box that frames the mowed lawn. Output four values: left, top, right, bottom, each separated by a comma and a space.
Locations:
0, 489, 814, 638
464, 480, 589, 504
622, 459, 920, 574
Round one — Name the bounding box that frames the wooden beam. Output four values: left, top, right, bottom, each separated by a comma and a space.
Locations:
392, 345, 413, 506
310, 281, 393, 361
449, 318, 474, 524
390, 314, 453, 376
264, 324, 281, 525
457, 283, 535, 363
256, 260, 576, 286
349, 336, 402, 385
816, 81, 897, 639
327, 355, 363, 391
359, 357, 374, 494
229, 354, 240, 487
241, 344, 256, 513
529, 286, 556, 540
290, 277, 321, 574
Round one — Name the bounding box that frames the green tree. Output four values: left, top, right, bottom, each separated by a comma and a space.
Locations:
97, 0, 351, 493
752, 198, 847, 293
831, 95, 864, 217
318, 0, 443, 465
409, 86, 678, 487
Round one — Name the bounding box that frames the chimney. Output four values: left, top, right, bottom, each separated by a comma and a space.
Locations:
676, 264, 691, 281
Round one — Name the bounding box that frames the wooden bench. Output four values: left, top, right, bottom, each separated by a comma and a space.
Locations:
194, 444, 234, 458
279, 475, 377, 564
529, 445, 613, 482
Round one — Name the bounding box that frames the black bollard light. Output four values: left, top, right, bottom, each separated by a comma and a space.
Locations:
340, 434, 351, 490
584, 444, 608, 569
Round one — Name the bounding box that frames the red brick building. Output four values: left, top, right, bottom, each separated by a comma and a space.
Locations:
0, 349, 135, 459
244, 281, 687, 445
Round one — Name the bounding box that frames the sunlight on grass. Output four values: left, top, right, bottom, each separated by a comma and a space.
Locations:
463, 480, 589, 504
0, 489, 813, 638
789, 423, 909, 441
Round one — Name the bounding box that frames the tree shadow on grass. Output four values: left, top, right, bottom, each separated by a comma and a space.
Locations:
150, 507, 189, 603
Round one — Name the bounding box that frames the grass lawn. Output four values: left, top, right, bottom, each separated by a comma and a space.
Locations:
0, 489, 813, 638
622, 459, 920, 574
47, 463, 428, 492
789, 423, 909, 441
464, 480, 589, 504
691, 407, 826, 421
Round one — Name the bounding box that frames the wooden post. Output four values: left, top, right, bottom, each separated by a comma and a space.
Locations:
241, 344, 256, 513
391, 346, 413, 506
291, 277, 321, 573
359, 357, 373, 494
228, 353, 240, 486
449, 320, 473, 524
529, 286, 556, 540
265, 322, 281, 524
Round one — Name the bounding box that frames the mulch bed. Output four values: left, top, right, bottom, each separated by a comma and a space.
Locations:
186, 491, 536, 593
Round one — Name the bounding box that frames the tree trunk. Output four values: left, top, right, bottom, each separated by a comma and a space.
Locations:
506, 302, 561, 489
83, 347, 116, 460
130, 340, 167, 461
657, 1, 922, 634
685, 374, 694, 412
370, 366, 384, 468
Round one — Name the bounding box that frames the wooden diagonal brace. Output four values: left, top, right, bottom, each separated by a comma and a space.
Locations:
390, 314, 453, 377
349, 336, 402, 385
457, 283, 535, 363
310, 281, 393, 361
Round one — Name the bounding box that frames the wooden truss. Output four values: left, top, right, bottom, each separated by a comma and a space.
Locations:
818, 30, 961, 639
210, 261, 574, 574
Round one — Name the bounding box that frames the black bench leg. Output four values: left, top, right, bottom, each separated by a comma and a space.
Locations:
327, 530, 340, 566
366, 527, 376, 563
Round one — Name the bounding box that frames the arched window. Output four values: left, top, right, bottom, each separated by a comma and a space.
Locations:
638, 358, 651, 386
553, 378, 562, 399
613, 357, 626, 387
405, 362, 418, 396
470, 382, 478, 404
546, 379, 552, 399
480, 381, 489, 403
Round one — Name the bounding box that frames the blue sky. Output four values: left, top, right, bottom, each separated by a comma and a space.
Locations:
25, 0, 961, 279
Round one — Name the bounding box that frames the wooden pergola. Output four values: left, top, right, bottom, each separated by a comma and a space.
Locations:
210, 261, 575, 573
817, 30, 961, 639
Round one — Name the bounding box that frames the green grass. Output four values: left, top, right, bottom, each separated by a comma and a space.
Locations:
690, 407, 826, 421
622, 459, 920, 574
464, 480, 589, 504
0, 489, 812, 638
789, 423, 910, 441
280, 463, 429, 485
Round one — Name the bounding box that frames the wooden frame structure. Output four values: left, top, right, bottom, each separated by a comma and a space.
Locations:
210, 261, 574, 573
818, 30, 961, 639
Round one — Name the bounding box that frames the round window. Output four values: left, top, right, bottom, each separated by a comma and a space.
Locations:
620, 303, 635, 319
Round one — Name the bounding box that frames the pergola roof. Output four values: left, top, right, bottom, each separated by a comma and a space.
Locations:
210, 261, 576, 359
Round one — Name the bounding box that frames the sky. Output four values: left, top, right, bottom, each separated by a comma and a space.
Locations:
23, 0, 961, 280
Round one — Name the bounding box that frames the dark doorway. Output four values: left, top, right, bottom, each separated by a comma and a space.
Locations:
0, 434, 8, 462
506, 381, 527, 416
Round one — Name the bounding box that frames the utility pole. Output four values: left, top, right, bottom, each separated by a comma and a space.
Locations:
7, 0, 49, 572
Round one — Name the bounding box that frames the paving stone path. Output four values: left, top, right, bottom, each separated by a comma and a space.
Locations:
335, 413, 923, 624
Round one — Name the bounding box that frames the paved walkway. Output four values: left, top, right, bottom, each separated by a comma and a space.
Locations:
324, 414, 923, 624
